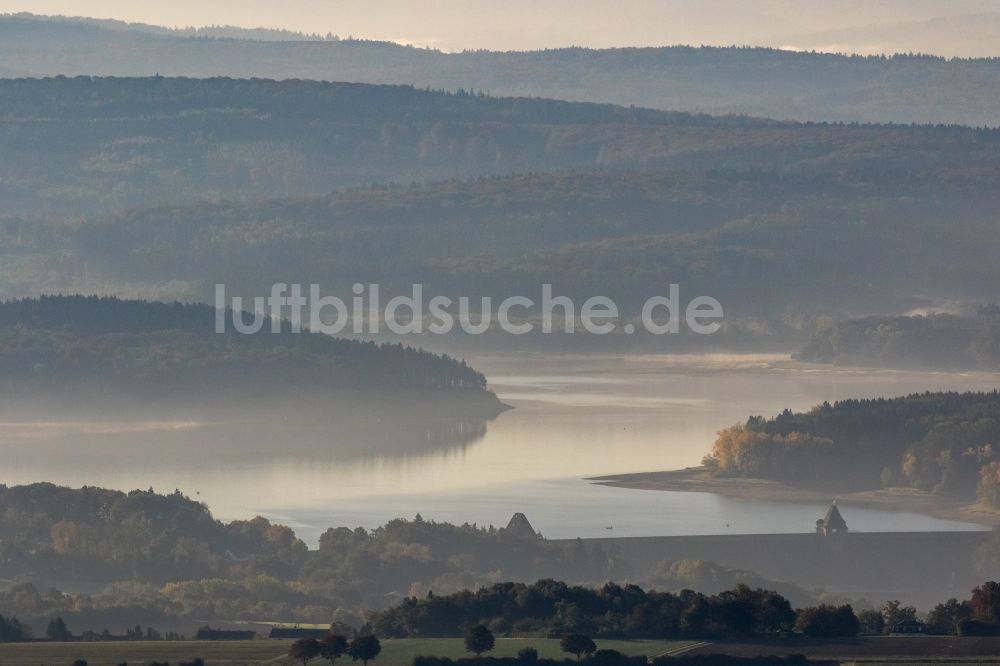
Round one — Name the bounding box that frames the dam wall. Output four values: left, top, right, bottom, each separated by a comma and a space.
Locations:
552, 531, 993, 609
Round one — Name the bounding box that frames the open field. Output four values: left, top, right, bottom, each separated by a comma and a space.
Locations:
376, 638, 697, 662
0, 639, 293, 665
0, 637, 698, 666
686, 636, 1000, 661
9, 636, 1000, 665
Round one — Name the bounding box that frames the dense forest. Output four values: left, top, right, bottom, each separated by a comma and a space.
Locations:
706, 391, 1000, 500
0, 483, 840, 634
0, 75, 774, 215
4, 164, 1000, 323
798, 307, 1000, 370
2, 77, 999, 330
2, 76, 999, 216
0, 296, 499, 411
2, 15, 1000, 125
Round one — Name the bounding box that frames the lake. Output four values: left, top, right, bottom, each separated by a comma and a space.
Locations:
2, 353, 997, 544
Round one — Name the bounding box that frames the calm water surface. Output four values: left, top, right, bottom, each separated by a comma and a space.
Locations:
2, 353, 997, 544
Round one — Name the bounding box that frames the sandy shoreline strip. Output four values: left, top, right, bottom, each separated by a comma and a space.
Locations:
589, 466, 1000, 528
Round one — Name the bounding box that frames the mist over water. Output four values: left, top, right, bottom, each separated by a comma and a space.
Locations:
3, 353, 996, 545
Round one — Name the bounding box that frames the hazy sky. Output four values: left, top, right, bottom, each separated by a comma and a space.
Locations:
2, 0, 999, 55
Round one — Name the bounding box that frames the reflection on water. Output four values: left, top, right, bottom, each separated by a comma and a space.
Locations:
1, 353, 998, 544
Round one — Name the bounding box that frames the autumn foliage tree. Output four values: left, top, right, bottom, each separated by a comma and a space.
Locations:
978, 463, 1000, 508
710, 424, 833, 480
971, 582, 1000, 623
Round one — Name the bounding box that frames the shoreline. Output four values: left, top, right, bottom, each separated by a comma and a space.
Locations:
589, 466, 1000, 529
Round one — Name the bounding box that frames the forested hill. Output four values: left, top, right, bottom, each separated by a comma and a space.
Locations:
4, 78, 1000, 324
0, 75, 773, 215
2, 14, 1000, 126
0, 296, 499, 408
798, 308, 1000, 370
2, 75, 999, 217
708, 391, 1000, 503
10, 165, 998, 317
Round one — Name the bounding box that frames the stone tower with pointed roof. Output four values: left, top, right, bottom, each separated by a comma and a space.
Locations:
504, 512, 538, 539
816, 502, 848, 535
816, 501, 848, 551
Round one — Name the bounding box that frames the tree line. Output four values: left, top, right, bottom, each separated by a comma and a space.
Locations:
706, 391, 1000, 501
0, 296, 493, 396
798, 308, 1000, 371
370, 580, 802, 639
9, 580, 1000, 657
367, 579, 1000, 640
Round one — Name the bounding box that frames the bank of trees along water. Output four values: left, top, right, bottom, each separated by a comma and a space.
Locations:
0, 296, 493, 399
707, 391, 1000, 505
798, 308, 1000, 371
